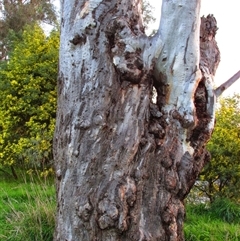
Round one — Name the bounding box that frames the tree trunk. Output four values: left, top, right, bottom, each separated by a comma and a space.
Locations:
53, 0, 219, 240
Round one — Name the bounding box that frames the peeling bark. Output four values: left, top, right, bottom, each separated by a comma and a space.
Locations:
54, 0, 220, 240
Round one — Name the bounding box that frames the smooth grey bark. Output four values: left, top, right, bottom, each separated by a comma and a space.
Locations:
215, 70, 240, 97
53, 1, 221, 240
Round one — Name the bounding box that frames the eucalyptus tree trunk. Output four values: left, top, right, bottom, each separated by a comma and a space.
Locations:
53, 0, 220, 240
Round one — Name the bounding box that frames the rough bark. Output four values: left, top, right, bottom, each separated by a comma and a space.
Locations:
53, 1, 219, 240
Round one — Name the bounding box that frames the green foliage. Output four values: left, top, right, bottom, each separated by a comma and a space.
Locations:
200, 95, 240, 202
0, 0, 58, 60
0, 179, 55, 241
0, 25, 59, 175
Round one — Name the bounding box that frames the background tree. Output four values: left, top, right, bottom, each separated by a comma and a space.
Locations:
198, 95, 240, 202
0, 25, 59, 178
53, 0, 237, 240
142, 0, 156, 33
0, 0, 58, 60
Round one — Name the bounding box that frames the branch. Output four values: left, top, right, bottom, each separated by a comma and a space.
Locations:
214, 70, 240, 98
153, 0, 201, 128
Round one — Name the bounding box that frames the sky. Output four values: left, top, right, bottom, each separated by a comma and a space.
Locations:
148, 0, 240, 97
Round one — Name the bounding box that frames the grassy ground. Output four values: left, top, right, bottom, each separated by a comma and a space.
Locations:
185, 202, 240, 241
1, 177, 239, 241
0, 176, 55, 241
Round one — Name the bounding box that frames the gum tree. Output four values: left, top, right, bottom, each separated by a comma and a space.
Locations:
53, 0, 238, 240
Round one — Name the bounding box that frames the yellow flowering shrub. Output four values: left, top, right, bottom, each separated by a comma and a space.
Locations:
0, 25, 59, 175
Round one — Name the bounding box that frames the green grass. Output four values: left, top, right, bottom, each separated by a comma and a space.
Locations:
0, 177, 56, 241
1, 176, 239, 241
185, 201, 240, 241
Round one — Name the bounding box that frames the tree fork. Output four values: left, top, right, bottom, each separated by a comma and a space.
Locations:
53, 0, 233, 240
